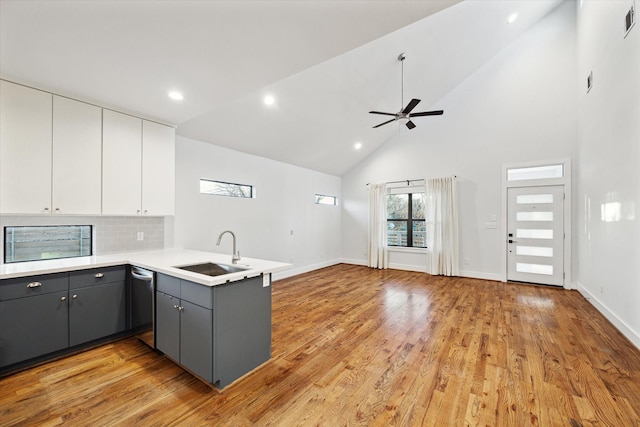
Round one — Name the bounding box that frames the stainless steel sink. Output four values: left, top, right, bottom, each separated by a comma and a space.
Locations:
174, 262, 248, 277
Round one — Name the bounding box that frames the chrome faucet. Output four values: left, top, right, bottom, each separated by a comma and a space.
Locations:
216, 230, 241, 264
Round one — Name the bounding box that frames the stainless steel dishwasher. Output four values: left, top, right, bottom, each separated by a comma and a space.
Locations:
131, 266, 155, 349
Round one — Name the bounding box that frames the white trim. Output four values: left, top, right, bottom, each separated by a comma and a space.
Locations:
389, 262, 427, 273
387, 246, 428, 254
340, 258, 367, 267
501, 158, 572, 288
577, 281, 640, 350
459, 270, 503, 281
272, 259, 341, 281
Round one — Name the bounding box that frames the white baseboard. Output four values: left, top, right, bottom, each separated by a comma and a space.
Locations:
272, 259, 341, 281
577, 281, 640, 350
340, 258, 367, 266
458, 270, 503, 281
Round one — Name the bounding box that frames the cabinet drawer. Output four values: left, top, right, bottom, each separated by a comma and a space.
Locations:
0, 272, 68, 301
69, 265, 126, 289
181, 280, 213, 309
157, 273, 180, 297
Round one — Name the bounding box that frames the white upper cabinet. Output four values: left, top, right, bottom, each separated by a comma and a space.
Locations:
102, 110, 143, 215
142, 121, 175, 215
102, 110, 175, 216
1, 80, 175, 216
0, 80, 53, 214
52, 96, 102, 214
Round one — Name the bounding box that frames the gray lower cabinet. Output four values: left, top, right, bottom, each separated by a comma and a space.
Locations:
155, 291, 180, 362
68, 266, 126, 346
213, 275, 271, 388
0, 272, 69, 368
0, 289, 69, 367
155, 272, 271, 389
156, 274, 213, 382
69, 282, 126, 346
0, 267, 126, 369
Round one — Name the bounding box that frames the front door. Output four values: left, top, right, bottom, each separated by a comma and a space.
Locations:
507, 186, 564, 286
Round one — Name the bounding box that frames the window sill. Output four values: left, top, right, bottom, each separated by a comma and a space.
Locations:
387, 246, 428, 254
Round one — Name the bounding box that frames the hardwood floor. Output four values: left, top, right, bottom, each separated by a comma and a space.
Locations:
1, 264, 639, 426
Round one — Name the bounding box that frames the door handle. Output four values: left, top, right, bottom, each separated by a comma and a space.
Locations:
508, 239, 518, 244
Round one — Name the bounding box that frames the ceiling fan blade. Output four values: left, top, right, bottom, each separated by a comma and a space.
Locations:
410, 110, 444, 117
406, 120, 416, 130
402, 98, 421, 114
369, 111, 397, 117
373, 118, 396, 128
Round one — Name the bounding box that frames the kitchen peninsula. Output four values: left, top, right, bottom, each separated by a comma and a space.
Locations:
0, 249, 291, 389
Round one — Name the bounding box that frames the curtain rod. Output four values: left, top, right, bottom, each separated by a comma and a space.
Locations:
366, 176, 456, 186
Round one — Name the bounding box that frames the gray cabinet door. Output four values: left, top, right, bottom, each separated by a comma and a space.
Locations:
0, 290, 69, 367
180, 300, 212, 382
69, 281, 126, 346
155, 291, 180, 363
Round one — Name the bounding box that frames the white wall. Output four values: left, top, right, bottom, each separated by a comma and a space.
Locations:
173, 136, 342, 279
342, 2, 578, 279
576, 0, 640, 348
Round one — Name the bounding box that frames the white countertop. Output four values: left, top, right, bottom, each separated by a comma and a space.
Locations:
0, 249, 292, 286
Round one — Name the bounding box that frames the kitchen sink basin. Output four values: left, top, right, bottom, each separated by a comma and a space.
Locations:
174, 262, 249, 277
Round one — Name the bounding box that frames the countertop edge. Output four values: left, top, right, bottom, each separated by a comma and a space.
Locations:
0, 249, 293, 286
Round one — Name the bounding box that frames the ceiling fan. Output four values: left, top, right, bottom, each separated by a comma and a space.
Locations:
369, 53, 444, 130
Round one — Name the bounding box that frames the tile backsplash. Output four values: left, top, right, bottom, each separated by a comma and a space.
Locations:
0, 215, 165, 263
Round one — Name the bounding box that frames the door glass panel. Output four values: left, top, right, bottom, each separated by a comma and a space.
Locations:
516, 212, 553, 221
516, 229, 553, 239
516, 263, 553, 275
517, 194, 554, 204
516, 246, 553, 257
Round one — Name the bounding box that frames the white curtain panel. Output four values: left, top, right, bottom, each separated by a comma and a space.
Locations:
368, 183, 388, 269
425, 177, 459, 276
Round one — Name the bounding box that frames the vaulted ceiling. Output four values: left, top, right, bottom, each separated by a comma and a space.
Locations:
0, 0, 563, 176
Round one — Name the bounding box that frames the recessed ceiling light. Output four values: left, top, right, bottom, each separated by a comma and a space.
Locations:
168, 91, 184, 101
507, 13, 518, 24
263, 94, 275, 106
354, 142, 362, 150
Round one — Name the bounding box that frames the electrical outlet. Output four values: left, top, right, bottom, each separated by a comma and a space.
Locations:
600, 284, 605, 294
137, 231, 144, 241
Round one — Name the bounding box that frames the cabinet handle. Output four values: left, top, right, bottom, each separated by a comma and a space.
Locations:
72, 294, 78, 299
61, 296, 67, 301
144, 209, 148, 214
137, 209, 141, 215
173, 304, 179, 310
26, 282, 42, 288
55, 208, 60, 213
95, 273, 104, 278
44, 207, 50, 212
178, 306, 184, 312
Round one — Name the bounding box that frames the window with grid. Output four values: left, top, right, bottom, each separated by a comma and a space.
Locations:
387, 192, 426, 248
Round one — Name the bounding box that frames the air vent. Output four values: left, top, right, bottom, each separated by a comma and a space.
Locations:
625, 3, 635, 37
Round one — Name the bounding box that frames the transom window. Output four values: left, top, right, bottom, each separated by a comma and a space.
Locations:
315, 194, 338, 205
200, 179, 254, 198
387, 192, 426, 248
